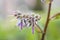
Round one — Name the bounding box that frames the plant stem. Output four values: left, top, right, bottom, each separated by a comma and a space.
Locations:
50, 13, 60, 20
41, 2, 52, 40
35, 23, 43, 33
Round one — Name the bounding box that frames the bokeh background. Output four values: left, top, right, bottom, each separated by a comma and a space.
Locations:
0, 0, 60, 40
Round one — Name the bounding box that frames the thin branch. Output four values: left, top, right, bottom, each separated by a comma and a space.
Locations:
49, 13, 60, 20
41, 1, 52, 40
35, 23, 43, 33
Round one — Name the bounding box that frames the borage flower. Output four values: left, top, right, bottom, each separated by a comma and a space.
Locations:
14, 11, 42, 34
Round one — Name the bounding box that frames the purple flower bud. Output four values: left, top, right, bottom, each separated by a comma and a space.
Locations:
32, 25, 34, 34
17, 19, 23, 30
20, 20, 23, 30
32, 17, 35, 34
18, 23, 21, 26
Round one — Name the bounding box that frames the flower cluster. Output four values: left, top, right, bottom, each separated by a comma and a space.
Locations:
14, 11, 41, 34
41, 0, 53, 4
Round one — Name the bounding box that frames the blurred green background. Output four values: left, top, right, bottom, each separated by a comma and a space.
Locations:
0, 0, 60, 40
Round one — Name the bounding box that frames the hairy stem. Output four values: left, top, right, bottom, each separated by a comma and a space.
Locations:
41, 2, 52, 40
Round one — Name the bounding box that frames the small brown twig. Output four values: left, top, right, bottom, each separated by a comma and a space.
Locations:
35, 23, 43, 33
41, 1, 52, 40
49, 13, 60, 20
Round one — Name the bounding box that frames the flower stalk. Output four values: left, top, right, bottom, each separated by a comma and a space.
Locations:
41, 1, 52, 40
50, 13, 60, 20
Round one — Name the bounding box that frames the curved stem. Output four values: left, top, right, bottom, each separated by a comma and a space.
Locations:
50, 13, 60, 20
41, 2, 52, 40
35, 23, 43, 33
